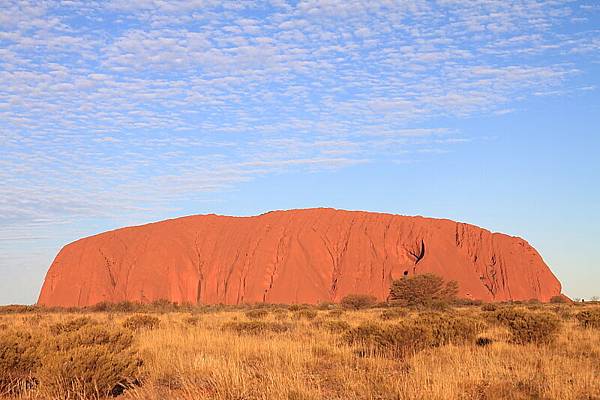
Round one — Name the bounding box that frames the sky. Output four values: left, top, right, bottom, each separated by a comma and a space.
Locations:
1, 0, 599, 305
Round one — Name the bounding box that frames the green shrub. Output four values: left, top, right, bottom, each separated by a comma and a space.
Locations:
342, 322, 386, 348
89, 301, 143, 313
123, 315, 160, 331
453, 298, 483, 306
22, 314, 44, 327
0, 330, 41, 394
380, 308, 407, 321
343, 321, 432, 358
326, 309, 344, 319
89, 301, 108, 312
0, 322, 141, 398
112, 301, 143, 313
428, 299, 452, 311
38, 325, 141, 398
245, 309, 268, 320
493, 307, 524, 326
552, 305, 573, 321
413, 312, 483, 346
0, 305, 37, 314
340, 294, 377, 310
322, 320, 351, 333
575, 309, 600, 329
481, 303, 497, 312
48, 324, 135, 353
272, 309, 289, 320
294, 309, 318, 320
550, 295, 568, 304
40, 346, 140, 398
389, 274, 458, 307
184, 316, 201, 326
222, 321, 293, 335
317, 301, 336, 310
526, 304, 543, 311
49, 317, 97, 335
150, 299, 179, 313
344, 312, 484, 358
495, 308, 561, 344
476, 337, 493, 346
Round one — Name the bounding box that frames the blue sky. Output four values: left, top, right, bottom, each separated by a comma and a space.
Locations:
1, 0, 599, 305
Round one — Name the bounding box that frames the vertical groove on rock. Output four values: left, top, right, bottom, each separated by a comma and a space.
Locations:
330, 217, 355, 300
263, 225, 287, 303
193, 235, 204, 304
223, 249, 241, 303
242, 235, 263, 304
381, 218, 392, 295
481, 254, 499, 298
319, 233, 336, 300
98, 248, 117, 289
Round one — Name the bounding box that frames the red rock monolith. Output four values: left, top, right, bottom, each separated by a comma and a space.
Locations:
38, 208, 563, 307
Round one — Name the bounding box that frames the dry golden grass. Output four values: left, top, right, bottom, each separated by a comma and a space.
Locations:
0, 303, 599, 400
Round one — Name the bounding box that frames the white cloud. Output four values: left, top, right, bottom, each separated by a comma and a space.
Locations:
0, 0, 598, 302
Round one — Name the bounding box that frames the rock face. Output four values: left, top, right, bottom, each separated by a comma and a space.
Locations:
38, 208, 562, 307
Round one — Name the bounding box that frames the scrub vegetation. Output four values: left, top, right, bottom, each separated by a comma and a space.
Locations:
1, 276, 599, 399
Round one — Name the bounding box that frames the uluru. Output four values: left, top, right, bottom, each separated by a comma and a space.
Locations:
38, 208, 563, 307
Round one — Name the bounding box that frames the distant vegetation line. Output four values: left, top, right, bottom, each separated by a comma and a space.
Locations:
1, 291, 599, 399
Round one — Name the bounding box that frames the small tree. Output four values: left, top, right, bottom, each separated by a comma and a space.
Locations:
389, 273, 458, 307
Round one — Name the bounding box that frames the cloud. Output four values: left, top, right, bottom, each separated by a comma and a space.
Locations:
0, 0, 598, 296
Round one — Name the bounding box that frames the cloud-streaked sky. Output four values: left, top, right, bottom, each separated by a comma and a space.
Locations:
1, 0, 599, 304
